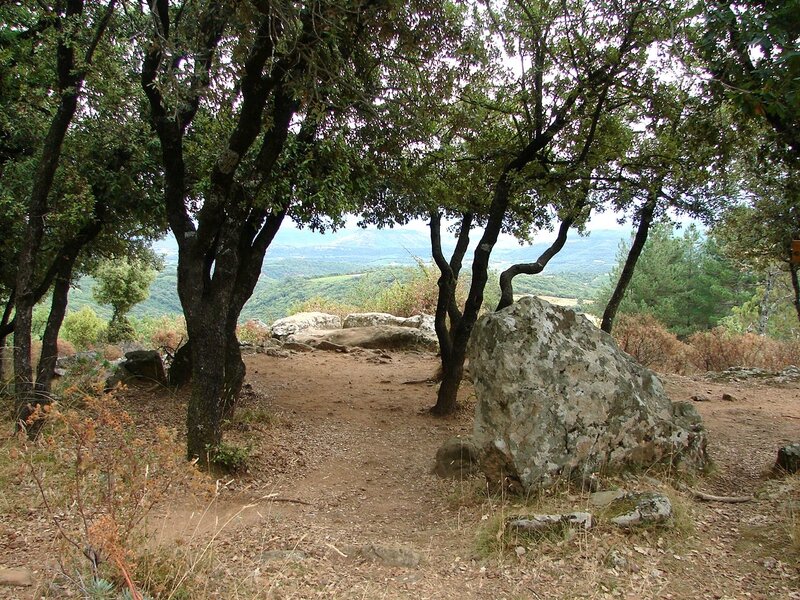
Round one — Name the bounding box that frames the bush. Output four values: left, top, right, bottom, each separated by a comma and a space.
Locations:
288, 296, 360, 319
688, 328, 800, 372
12, 390, 199, 598
130, 315, 186, 352
611, 314, 693, 374
236, 319, 272, 345
61, 307, 107, 350
206, 442, 249, 473
369, 262, 443, 317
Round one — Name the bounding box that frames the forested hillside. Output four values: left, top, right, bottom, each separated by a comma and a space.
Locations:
67, 228, 624, 321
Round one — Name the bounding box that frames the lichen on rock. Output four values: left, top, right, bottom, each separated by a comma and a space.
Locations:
469, 296, 708, 493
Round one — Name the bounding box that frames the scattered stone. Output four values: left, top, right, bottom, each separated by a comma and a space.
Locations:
606, 550, 629, 570
590, 489, 626, 507
514, 546, 526, 557
433, 436, 480, 479
315, 340, 349, 353
691, 394, 710, 402
264, 348, 291, 358
117, 350, 168, 385
722, 393, 737, 402
470, 296, 708, 493
342, 544, 422, 568
776, 366, 800, 384
271, 312, 342, 339
509, 512, 593, 534
261, 550, 307, 563
706, 366, 770, 382
282, 341, 314, 352
608, 492, 673, 528
0, 567, 33, 587
775, 444, 800, 474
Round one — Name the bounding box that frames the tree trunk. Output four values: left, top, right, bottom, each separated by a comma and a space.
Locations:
185, 319, 233, 460
13, 0, 115, 424
791, 262, 800, 325
34, 271, 71, 396
432, 338, 468, 416
601, 192, 658, 334
496, 204, 586, 311
429, 212, 472, 415
755, 267, 778, 335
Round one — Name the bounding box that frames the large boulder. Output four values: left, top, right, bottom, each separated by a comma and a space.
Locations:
270, 312, 342, 339
470, 296, 708, 493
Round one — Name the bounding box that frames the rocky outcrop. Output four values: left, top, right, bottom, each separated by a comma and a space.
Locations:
289, 325, 438, 352
343, 312, 436, 333
470, 296, 708, 493
270, 312, 342, 339
106, 350, 168, 388
343, 312, 409, 328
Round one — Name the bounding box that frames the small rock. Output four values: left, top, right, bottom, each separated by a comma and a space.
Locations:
261, 550, 306, 563
775, 444, 800, 474
609, 492, 672, 528
514, 546, 526, 557
315, 340, 349, 353
345, 544, 422, 568
433, 436, 480, 479
264, 348, 290, 358
721, 393, 737, 402
282, 341, 314, 352
0, 567, 33, 587
509, 512, 593, 533
590, 489, 626, 507
691, 394, 710, 402
606, 550, 628, 570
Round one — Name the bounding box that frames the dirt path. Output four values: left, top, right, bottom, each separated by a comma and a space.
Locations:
2, 349, 800, 599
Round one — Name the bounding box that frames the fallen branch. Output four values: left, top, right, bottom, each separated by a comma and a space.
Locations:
687, 488, 754, 503
261, 494, 313, 506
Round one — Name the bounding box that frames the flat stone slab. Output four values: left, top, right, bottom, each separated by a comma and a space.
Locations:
590, 489, 627, 507
340, 544, 422, 568
509, 512, 593, 533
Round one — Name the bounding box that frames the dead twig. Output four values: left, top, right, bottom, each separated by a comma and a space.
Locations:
260, 494, 313, 506
687, 488, 754, 503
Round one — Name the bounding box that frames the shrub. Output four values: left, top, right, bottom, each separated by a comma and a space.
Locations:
61, 306, 107, 350
611, 314, 693, 374
236, 319, 272, 345
688, 328, 800, 372
369, 262, 443, 317
206, 442, 249, 473
57, 338, 76, 357
131, 315, 187, 353
14, 390, 199, 598
288, 296, 360, 319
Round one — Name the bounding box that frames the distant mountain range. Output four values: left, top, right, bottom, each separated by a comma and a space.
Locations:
75, 226, 630, 321
153, 225, 629, 277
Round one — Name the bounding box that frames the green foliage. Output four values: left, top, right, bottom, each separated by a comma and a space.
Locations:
61, 307, 107, 350
206, 443, 249, 473
593, 224, 755, 336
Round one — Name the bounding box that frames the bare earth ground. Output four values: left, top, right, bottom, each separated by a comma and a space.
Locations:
1, 348, 799, 599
